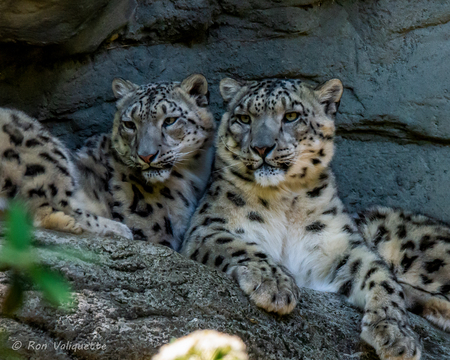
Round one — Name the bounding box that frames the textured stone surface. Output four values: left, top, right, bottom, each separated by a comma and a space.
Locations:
1, 0, 450, 218
0, 230, 449, 360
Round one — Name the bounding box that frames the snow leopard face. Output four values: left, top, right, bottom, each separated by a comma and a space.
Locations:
111, 74, 214, 183
217, 78, 342, 187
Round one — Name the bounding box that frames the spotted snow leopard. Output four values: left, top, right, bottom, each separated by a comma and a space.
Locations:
181, 77, 436, 359
0, 74, 215, 250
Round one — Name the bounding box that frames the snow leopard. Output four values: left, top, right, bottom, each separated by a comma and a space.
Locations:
182, 77, 425, 359
0, 74, 215, 250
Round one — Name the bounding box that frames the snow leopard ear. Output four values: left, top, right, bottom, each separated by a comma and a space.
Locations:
181, 74, 209, 107
220, 78, 244, 103
112, 78, 139, 99
315, 79, 343, 116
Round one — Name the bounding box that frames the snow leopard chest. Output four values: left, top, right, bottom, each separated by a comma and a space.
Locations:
241, 191, 344, 292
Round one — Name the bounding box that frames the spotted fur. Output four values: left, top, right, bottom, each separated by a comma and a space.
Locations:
0, 107, 131, 238
357, 206, 450, 332
182, 78, 421, 359
1, 74, 215, 249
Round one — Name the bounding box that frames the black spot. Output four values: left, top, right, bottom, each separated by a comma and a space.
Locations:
419, 235, 436, 251
160, 187, 174, 200
259, 198, 269, 208
159, 240, 172, 248
60, 200, 68, 207
311, 158, 321, 165
361, 267, 379, 289
226, 192, 246, 207
230, 169, 253, 182
201, 252, 210, 264
420, 274, 432, 285
199, 203, 209, 214
335, 255, 349, 273
65, 191, 73, 197
307, 183, 327, 198
323, 207, 337, 215
235, 228, 245, 234
3, 149, 20, 163
52, 149, 67, 161
215, 256, 224, 267
25, 139, 42, 147
56, 165, 70, 176
24, 164, 45, 177
396, 225, 407, 239
400, 241, 415, 251
177, 190, 190, 207
216, 237, 233, 244
439, 284, 450, 295
350, 260, 362, 275
112, 212, 124, 221
190, 249, 199, 261
306, 221, 325, 232
368, 281, 375, 290
152, 223, 162, 232
39, 152, 59, 165
28, 187, 46, 198
131, 228, 148, 241
247, 212, 264, 223
319, 172, 329, 181
401, 254, 418, 273
342, 224, 355, 234
202, 217, 227, 226
142, 183, 154, 194
129, 184, 153, 217
222, 263, 230, 272
2, 124, 23, 146
172, 170, 183, 178
254, 252, 267, 259
435, 236, 450, 245
425, 259, 445, 273
156, 203, 163, 209
232, 250, 247, 257
373, 225, 389, 246
380, 281, 395, 294
164, 217, 173, 235
339, 280, 353, 297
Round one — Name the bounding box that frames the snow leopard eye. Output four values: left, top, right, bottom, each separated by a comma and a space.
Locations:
283, 112, 299, 122
237, 114, 251, 124
123, 121, 136, 130
163, 117, 179, 127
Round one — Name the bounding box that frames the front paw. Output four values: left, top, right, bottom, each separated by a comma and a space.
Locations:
362, 320, 421, 360
232, 261, 298, 315
101, 219, 133, 240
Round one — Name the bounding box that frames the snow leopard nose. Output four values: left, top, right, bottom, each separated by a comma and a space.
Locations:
252, 144, 275, 158
139, 151, 158, 164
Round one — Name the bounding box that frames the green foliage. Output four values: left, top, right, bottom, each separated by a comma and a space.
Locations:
0, 201, 72, 316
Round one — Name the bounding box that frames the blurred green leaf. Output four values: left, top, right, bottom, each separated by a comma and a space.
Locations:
2, 274, 25, 316
5, 202, 32, 251
29, 266, 72, 308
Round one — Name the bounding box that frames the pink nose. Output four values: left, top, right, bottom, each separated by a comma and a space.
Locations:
254, 146, 268, 157
139, 153, 157, 164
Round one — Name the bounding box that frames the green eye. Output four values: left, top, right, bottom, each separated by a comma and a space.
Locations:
237, 114, 251, 124
284, 112, 299, 122
164, 117, 178, 127
123, 121, 136, 130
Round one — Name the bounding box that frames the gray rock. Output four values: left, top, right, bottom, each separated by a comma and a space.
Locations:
1, 229, 449, 360
0, 0, 135, 54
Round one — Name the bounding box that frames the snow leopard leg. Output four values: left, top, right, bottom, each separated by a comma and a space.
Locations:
333, 245, 421, 360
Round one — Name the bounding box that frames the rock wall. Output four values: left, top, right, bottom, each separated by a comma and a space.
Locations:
1, 230, 449, 360
1, 0, 450, 217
